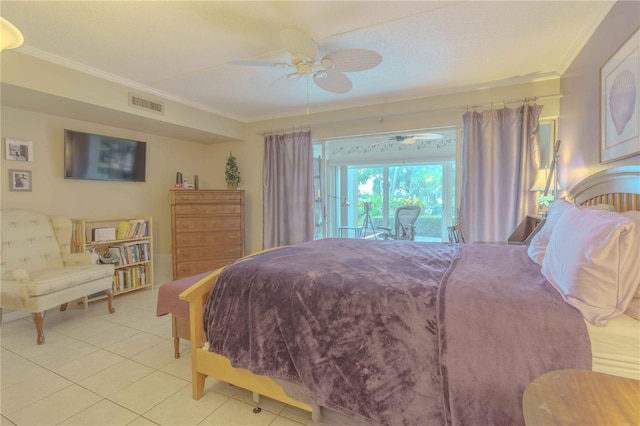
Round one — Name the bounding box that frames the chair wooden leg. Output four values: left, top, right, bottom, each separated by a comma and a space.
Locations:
60, 303, 68, 311
106, 289, 115, 314
172, 316, 180, 358
32, 311, 46, 345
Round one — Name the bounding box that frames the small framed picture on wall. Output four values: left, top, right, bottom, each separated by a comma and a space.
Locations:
9, 169, 32, 192
600, 28, 640, 163
5, 138, 34, 162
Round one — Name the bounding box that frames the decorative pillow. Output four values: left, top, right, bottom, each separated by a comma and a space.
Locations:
624, 298, 640, 322
584, 203, 616, 211
541, 204, 640, 326
527, 199, 573, 265
622, 211, 640, 298
621, 210, 640, 220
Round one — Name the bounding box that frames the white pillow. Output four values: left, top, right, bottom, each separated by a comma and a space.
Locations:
527, 199, 573, 265
622, 211, 640, 298
527, 201, 621, 266
541, 204, 640, 326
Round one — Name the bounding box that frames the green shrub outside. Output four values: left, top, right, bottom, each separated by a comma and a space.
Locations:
367, 215, 442, 238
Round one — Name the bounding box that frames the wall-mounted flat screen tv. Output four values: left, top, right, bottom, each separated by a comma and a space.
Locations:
64, 129, 147, 182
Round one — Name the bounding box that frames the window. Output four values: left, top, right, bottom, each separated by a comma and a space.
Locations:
342, 162, 455, 241
313, 120, 555, 241
316, 128, 457, 241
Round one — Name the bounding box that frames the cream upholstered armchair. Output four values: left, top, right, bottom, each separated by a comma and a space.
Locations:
1, 209, 115, 344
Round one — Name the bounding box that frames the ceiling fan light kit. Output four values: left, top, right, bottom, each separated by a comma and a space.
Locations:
373, 133, 445, 146
0, 17, 24, 51
230, 28, 382, 94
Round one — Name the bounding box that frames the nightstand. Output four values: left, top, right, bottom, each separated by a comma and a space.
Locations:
508, 215, 544, 245
522, 369, 640, 425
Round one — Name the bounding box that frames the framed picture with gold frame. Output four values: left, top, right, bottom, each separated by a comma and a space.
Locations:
600, 29, 640, 164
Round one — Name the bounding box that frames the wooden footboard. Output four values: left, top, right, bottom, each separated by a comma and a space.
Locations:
179, 263, 312, 412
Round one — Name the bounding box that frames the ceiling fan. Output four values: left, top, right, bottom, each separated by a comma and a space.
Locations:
386, 133, 444, 145
229, 28, 382, 94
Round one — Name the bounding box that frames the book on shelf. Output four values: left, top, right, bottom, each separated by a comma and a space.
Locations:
111, 264, 148, 292
128, 219, 148, 239
113, 271, 121, 291
108, 240, 150, 266
116, 221, 130, 239
115, 219, 149, 240
139, 265, 146, 286
118, 269, 126, 289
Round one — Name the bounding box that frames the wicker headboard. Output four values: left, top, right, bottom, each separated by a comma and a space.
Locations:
568, 166, 640, 212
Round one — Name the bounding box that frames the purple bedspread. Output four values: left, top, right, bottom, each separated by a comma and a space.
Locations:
441, 244, 591, 425
204, 239, 591, 425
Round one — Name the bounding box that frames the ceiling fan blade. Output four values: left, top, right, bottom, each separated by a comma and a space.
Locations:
370, 137, 395, 146
384, 133, 444, 145
228, 60, 291, 68
314, 70, 352, 94
280, 28, 319, 62
268, 73, 299, 92
414, 133, 444, 140
323, 49, 383, 72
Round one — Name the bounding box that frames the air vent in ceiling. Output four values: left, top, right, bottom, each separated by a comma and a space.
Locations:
128, 93, 164, 114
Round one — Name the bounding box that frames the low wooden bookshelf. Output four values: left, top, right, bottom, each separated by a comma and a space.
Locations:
71, 216, 154, 301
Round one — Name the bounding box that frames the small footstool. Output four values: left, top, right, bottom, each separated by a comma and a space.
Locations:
156, 272, 210, 358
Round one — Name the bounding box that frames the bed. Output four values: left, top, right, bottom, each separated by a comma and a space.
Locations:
179, 165, 640, 425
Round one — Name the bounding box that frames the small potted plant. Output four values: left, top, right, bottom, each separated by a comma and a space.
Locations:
225, 151, 241, 190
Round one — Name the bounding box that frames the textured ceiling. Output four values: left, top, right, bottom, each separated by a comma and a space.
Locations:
1, 1, 611, 122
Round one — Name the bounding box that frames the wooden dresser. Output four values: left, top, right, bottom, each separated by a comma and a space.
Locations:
170, 190, 245, 279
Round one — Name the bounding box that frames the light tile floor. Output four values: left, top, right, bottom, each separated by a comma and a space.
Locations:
0, 286, 315, 426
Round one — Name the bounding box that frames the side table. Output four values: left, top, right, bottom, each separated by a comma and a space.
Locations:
508, 215, 544, 245
339, 226, 364, 238
522, 369, 640, 425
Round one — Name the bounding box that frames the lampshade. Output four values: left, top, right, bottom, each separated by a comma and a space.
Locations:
529, 169, 549, 192
1, 17, 24, 51
530, 168, 562, 192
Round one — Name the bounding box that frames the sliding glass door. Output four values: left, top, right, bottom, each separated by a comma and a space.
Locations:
315, 121, 555, 242
319, 129, 458, 241
335, 162, 455, 241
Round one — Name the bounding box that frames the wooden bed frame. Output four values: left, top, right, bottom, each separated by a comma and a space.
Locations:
569, 165, 639, 210
179, 165, 639, 413
179, 248, 312, 412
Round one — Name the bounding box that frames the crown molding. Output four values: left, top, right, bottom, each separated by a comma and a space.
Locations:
556, 1, 615, 75
17, 45, 244, 122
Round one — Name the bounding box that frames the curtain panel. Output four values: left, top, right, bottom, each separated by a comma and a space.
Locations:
263, 130, 314, 249
460, 104, 542, 243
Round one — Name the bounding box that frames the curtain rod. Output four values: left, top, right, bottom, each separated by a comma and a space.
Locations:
311, 94, 562, 128
255, 93, 562, 134
258, 126, 311, 137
